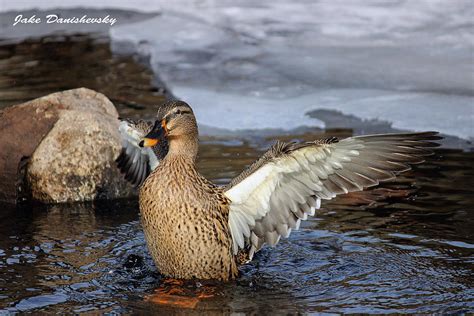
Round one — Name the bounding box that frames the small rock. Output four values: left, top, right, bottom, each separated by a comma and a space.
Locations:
124, 254, 144, 269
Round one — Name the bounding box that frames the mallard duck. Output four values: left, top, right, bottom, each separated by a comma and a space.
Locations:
118, 100, 440, 281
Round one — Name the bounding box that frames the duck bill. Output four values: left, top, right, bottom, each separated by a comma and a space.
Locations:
140, 137, 159, 147
139, 120, 167, 147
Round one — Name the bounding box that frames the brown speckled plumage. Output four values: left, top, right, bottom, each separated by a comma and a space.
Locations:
140, 156, 238, 280
139, 101, 238, 281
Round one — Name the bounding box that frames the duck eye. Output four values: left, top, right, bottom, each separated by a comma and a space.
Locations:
175, 109, 182, 115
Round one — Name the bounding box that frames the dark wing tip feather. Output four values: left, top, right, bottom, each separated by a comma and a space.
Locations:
116, 119, 161, 188
116, 140, 150, 188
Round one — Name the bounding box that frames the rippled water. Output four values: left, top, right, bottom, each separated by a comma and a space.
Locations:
0, 34, 473, 314
1, 147, 473, 314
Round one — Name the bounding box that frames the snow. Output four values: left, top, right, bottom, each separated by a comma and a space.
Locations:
109, 0, 474, 139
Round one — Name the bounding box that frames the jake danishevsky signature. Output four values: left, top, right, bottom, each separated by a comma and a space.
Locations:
13, 14, 117, 26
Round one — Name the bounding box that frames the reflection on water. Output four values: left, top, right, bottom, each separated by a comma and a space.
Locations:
0, 148, 473, 314
0, 34, 473, 314
0, 34, 169, 118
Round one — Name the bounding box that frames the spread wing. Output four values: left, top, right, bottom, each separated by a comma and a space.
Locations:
224, 132, 441, 258
116, 119, 166, 187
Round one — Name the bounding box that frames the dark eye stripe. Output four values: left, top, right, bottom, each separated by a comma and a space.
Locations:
165, 109, 192, 121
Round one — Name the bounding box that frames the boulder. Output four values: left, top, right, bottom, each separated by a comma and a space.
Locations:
0, 97, 60, 203
0, 88, 135, 204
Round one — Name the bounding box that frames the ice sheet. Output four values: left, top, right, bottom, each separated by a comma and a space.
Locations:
177, 86, 474, 139
2, 0, 473, 140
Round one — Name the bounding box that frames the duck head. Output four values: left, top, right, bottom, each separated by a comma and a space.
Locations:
140, 100, 198, 159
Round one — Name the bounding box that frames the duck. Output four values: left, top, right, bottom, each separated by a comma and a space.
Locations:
117, 100, 440, 281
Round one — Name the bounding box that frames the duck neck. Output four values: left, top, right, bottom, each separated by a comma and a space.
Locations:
166, 134, 199, 162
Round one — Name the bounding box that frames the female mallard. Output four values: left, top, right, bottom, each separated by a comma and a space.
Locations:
118, 100, 440, 281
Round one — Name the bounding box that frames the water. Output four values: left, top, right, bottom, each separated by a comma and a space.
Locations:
0, 13, 473, 314
0, 148, 473, 314
0, 33, 168, 118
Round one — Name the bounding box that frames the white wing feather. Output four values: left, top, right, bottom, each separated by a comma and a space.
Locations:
225, 132, 439, 256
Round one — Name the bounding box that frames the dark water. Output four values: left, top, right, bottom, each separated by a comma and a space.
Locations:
0, 33, 169, 117
1, 148, 473, 314
0, 34, 473, 314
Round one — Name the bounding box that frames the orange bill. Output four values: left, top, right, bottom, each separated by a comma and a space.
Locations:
140, 137, 159, 147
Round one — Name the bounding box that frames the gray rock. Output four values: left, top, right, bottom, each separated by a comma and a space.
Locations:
1, 88, 135, 204
0, 94, 60, 204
